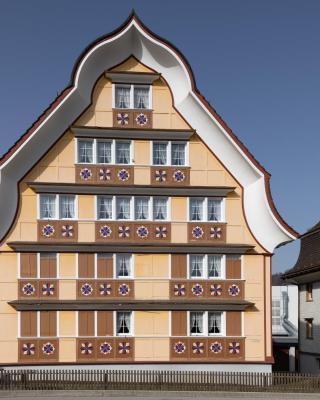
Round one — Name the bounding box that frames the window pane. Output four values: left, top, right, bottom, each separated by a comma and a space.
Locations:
208, 199, 222, 221
97, 196, 112, 219
208, 312, 222, 335
116, 197, 131, 220
40, 195, 56, 219
78, 140, 93, 163
134, 86, 149, 109
171, 143, 186, 166
115, 86, 130, 108
97, 141, 112, 164
208, 255, 222, 278
116, 141, 130, 164
189, 199, 204, 221
190, 312, 204, 335
153, 197, 167, 220
190, 255, 204, 278
116, 254, 131, 277
153, 142, 167, 165
59, 195, 75, 219
135, 197, 149, 220
117, 311, 131, 335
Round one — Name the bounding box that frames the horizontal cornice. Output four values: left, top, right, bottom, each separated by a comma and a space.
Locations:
9, 299, 254, 311
27, 182, 236, 197
71, 126, 194, 140
7, 242, 255, 254
105, 71, 161, 84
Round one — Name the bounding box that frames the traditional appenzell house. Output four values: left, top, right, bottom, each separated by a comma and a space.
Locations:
0, 13, 298, 371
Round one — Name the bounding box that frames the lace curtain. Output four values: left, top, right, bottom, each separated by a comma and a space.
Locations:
208, 312, 221, 334
78, 140, 93, 163
208, 199, 221, 221
135, 197, 149, 220
171, 143, 185, 166
59, 196, 75, 219
190, 255, 204, 277
117, 312, 131, 334
208, 255, 221, 278
190, 312, 204, 334
116, 198, 130, 219
40, 195, 56, 219
134, 87, 149, 109
115, 87, 130, 108
116, 142, 130, 164
153, 198, 167, 220
98, 197, 112, 219
190, 199, 203, 221
153, 142, 167, 165
97, 141, 112, 164
117, 255, 131, 277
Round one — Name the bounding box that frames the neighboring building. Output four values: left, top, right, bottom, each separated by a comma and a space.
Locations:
283, 222, 320, 373
272, 274, 298, 372
0, 13, 298, 371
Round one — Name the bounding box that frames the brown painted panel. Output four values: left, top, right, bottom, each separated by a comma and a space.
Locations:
113, 110, 133, 128
171, 255, 187, 279
19, 280, 39, 299
20, 311, 37, 337
18, 339, 38, 361
114, 338, 134, 360
95, 222, 117, 242
38, 339, 59, 362
39, 279, 59, 299
75, 165, 97, 184
37, 220, 78, 241
97, 254, 113, 278
78, 311, 95, 337
148, 222, 171, 242
40, 253, 57, 278
226, 312, 242, 337
96, 338, 115, 361
115, 281, 134, 299
187, 223, 226, 244
97, 311, 113, 336
20, 253, 37, 278
133, 110, 152, 129
40, 311, 57, 337
170, 337, 189, 359
114, 166, 134, 185
171, 311, 187, 336
78, 254, 95, 278
226, 257, 241, 279
150, 166, 190, 186
77, 338, 97, 360
77, 280, 96, 299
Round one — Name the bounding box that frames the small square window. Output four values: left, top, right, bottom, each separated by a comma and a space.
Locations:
208, 199, 222, 222
115, 86, 130, 108
208, 255, 222, 278
190, 255, 204, 278
190, 312, 204, 335
97, 196, 113, 220
134, 86, 149, 109
153, 197, 168, 220
171, 143, 186, 166
78, 140, 93, 163
208, 312, 222, 335
59, 195, 75, 219
153, 142, 168, 165
97, 141, 112, 164
116, 254, 132, 278
40, 194, 56, 219
189, 198, 204, 221
135, 197, 150, 220
116, 197, 131, 220
115, 141, 131, 164
116, 311, 132, 335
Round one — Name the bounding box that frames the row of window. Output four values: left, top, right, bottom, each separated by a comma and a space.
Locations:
20, 253, 227, 279
19, 310, 225, 337
39, 194, 224, 222
77, 139, 188, 166
114, 84, 151, 109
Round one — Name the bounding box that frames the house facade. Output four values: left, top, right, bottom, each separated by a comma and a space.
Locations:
0, 13, 297, 371
283, 222, 320, 373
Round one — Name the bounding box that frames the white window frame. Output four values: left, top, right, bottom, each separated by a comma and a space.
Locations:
38, 194, 78, 220
134, 196, 151, 221
188, 197, 225, 222
187, 254, 225, 279
96, 139, 114, 164
114, 311, 134, 337
115, 139, 133, 165
96, 195, 114, 220
150, 141, 188, 166
113, 84, 152, 110
152, 196, 169, 221
76, 138, 95, 164
188, 311, 225, 337
114, 254, 134, 279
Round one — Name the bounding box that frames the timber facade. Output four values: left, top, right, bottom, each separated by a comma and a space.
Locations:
0, 13, 297, 371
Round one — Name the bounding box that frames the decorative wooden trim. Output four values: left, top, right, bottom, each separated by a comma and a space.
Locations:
28, 182, 235, 197
150, 167, 190, 186
76, 165, 134, 185
113, 110, 152, 129
9, 299, 254, 311
77, 280, 134, 299
170, 337, 245, 362
188, 223, 226, 244
76, 338, 134, 362
105, 71, 160, 84
18, 339, 59, 363
18, 279, 59, 300
170, 280, 244, 300
37, 221, 78, 242
72, 126, 194, 140
8, 242, 255, 254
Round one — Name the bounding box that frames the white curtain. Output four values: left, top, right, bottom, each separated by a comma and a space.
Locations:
190, 199, 203, 221
40, 195, 56, 219
117, 312, 131, 334
190, 255, 203, 277
97, 141, 112, 164
115, 87, 130, 108
135, 197, 149, 220
208, 199, 221, 221
98, 197, 112, 219
116, 141, 130, 164
153, 198, 167, 220
208, 312, 221, 334
117, 255, 131, 277
134, 87, 149, 109
59, 195, 75, 219
153, 143, 167, 165
171, 143, 185, 166
208, 255, 221, 278
116, 198, 130, 219
78, 140, 93, 163
190, 312, 203, 334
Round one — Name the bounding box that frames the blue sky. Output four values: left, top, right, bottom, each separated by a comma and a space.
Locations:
0, 0, 319, 273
